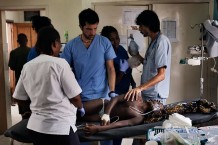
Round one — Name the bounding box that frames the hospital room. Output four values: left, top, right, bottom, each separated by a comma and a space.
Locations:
0, 0, 218, 145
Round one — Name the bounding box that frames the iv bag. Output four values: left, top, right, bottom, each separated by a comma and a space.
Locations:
128, 34, 139, 56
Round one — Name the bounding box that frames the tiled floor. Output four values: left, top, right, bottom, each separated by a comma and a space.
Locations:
0, 105, 133, 145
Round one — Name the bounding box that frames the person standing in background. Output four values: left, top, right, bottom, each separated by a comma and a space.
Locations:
61, 8, 116, 145
101, 26, 136, 145
9, 33, 30, 84
8, 33, 30, 118
13, 27, 82, 145
101, 26, 136, 95
27, 16, 53, 61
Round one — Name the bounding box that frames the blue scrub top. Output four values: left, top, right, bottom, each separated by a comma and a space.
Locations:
27, 47, 38, 62
61, 35, 116, 101
141, 34, 171, 99
114, 45, 134, 94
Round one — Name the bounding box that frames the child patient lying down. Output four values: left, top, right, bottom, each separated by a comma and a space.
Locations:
79, 96, 216, 135
77, 95, 163, 135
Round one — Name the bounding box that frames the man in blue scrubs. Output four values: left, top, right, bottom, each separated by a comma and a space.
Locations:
125, 10, 171, 105
61, 8, 116, 102
124, 9, 172, 145
61, 8, 117, 145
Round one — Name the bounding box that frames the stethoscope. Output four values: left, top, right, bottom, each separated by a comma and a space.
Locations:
144, 32, 161, 62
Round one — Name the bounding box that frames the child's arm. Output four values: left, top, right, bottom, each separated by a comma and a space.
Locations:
101, 95, 125, 125
84, 116, 144, 135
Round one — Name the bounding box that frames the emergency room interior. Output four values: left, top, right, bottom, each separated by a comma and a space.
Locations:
0, 0, 218, 145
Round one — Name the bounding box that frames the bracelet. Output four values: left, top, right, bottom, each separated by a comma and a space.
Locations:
108, 91, 115, 97
101, 114, 110, 122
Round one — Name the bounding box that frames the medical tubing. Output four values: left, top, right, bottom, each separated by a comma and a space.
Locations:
129, 106, 159, 116
212, 57, 216, 69
110, 116, 120, 123
76, 123, 86, 130
200, 23, 204, 98
190, 23, 204, 97
99, 98, 105, 116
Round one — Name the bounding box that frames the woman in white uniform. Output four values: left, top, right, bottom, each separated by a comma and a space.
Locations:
13, 27, 83, 145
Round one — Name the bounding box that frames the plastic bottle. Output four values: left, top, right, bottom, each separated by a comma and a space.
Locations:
64, 31, 68, 42
128, 34, 139, 56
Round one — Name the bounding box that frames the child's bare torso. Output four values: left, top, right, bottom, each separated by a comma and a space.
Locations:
81, 98, 144, 122
110, 100, 141, 120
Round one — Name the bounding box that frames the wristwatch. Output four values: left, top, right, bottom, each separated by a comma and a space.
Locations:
108, 91, 115, 97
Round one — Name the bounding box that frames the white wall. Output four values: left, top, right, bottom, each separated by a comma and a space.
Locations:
0, 0, 82, 42
46, 0, 82, 41
5, 10, 46, 23
153, 3, 210, 103
5, 11, 22, 22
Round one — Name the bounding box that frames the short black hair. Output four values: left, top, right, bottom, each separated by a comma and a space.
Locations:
35, 27, 60, 55
79, 8, 99, 27
17, 33, 27, 45
136, 10, 160, 32
101, 26, 118, 39
31, 16, 53, 33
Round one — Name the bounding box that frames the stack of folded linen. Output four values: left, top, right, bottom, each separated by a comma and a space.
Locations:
163, 113, 192, 128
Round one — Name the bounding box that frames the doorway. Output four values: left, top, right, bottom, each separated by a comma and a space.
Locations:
7, 22, 37, 97
5, 10, 45, 98
0, 9, 45, 132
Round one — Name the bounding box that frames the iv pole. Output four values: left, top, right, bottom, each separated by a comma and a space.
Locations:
191, 23, 204, 98
200, 23, 204, 98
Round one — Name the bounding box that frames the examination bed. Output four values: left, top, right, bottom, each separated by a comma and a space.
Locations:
4, 99, 218, 143
78, 112, 218, 141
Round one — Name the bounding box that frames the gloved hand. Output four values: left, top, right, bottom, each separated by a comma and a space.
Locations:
108, 91, 118, 98
120, 59, 129, 73
78, 106, 85, 117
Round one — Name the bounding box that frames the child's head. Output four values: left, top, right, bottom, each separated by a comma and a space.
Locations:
145, 100, 164, 112
143, 100, 164, 123
101, 26, 120, 50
